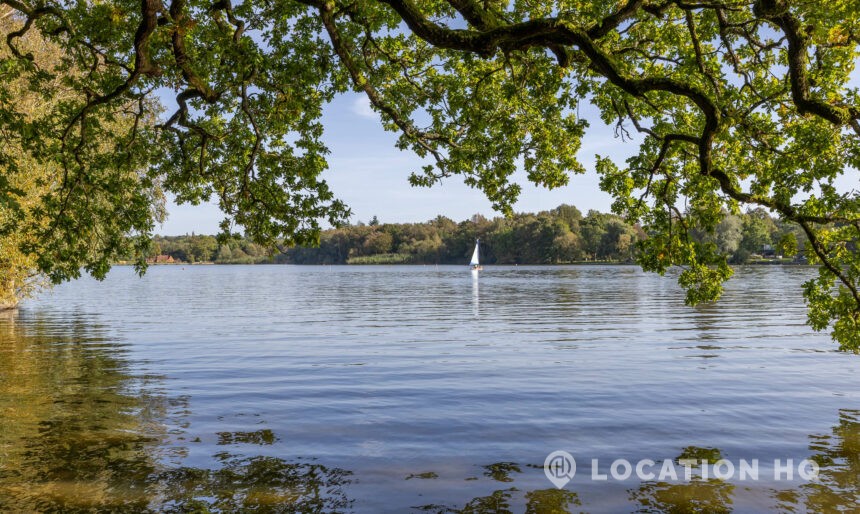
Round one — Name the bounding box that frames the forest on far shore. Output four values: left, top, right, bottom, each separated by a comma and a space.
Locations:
150, 204, 806, 266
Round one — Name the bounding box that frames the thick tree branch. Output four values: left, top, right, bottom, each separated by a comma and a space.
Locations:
755, 0, 860, 124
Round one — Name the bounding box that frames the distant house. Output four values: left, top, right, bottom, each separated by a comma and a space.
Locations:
148, 255, 176, 264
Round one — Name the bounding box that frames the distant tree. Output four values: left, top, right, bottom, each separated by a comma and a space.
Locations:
412, 235, 444, 263
188, 236, 218, 263
431, 216, 457, 235
715, 215, 744, 257
231, 247, 249, 262
552, 204, 584, 232
601, 219, 637, 261
215, 246, 234, 263
580, 211, 607, 261
487, 223, 517, 264
362, 231, 393, 255
740, 209, 778, 256
552, 231, 583, 263
242, 242, 267, 259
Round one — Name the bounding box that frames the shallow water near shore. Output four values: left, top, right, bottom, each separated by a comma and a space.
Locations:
0, 265, 857, 512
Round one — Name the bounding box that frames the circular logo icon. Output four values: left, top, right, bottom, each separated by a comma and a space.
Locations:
544, 450, 576, 489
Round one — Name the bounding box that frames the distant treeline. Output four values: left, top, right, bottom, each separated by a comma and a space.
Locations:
152, 234, 272, 264
153, 205, 806, 265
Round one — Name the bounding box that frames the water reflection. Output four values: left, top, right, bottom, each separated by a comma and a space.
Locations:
483, 462, 521, 483
415, 487, 580, 514
472, 272, 479, 318
623, 446, 735, 513
410, 412, 860, 513
772, 409, 860, 512
0, 311, 352, 512
630, 414, 860, 513
0, 311, 162, 511
157, 453, 353, 512
217, 429, 279, 445
3, 266, 860, 511
632, 478, 734, 514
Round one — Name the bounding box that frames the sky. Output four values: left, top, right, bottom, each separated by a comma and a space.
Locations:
157, 93, 634, 235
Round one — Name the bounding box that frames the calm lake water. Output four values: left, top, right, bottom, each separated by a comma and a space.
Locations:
0, 265, 858, 512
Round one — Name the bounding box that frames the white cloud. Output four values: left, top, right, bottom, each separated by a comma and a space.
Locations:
351, 95, 377, 119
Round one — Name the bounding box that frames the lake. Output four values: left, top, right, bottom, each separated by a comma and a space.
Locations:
0, 265, 857, 512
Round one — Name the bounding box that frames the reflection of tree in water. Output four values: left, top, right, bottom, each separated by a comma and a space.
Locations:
414, 461, 580, 514
631, 478, 734, 514
157, 454, 352, 512
416, 488, 580, 514
773, 409, 860, 512
629, 445, 734, 513
482, 462, 521, 483
0, 312, 159, 510
631, 413, 860, 513
0, 312, 352, 512
460, 488, 515, 513
523, 488, 581, 514
5, 308, 859, 513
630, 446, 734, 514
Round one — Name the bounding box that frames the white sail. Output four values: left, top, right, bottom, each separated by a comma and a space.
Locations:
470, 241, 480, 266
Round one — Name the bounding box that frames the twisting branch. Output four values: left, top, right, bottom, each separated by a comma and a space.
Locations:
754, 0, 860, 125
307, 0, 451, 168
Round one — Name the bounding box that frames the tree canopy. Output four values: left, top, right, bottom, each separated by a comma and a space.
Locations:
0, 12, 164, 306
0, 1, 858, 348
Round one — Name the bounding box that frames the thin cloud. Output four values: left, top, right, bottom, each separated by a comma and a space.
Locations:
351, 96, 377, 119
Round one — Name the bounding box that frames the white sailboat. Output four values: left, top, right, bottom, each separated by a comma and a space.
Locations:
470, 239, 483, 271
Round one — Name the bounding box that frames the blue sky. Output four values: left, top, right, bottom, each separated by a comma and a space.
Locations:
158, 93, 632, 235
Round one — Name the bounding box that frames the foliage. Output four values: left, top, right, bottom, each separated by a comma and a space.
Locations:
0, 14, 163, 303
346, 253, 412, 265
152, 234, 271, 264
142, 205, 806, 267
0, 1, 858, 347
281, 205, 798, 266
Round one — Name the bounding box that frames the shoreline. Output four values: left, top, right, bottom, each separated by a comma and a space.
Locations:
117, 260, 813, 267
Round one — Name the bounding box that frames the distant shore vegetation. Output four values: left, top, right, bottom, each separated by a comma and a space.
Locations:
147, 205, 805, 266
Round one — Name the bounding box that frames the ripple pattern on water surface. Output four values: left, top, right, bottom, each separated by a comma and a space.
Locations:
2, 265, 857, 512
